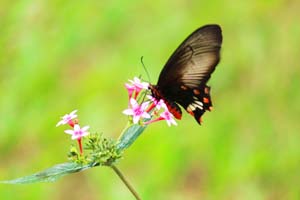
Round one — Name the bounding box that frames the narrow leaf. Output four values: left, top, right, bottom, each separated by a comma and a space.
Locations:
116, 124, 147, 151
1, 162, 94, 184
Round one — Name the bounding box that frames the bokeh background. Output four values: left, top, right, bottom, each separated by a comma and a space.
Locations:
1, 0, 300, 199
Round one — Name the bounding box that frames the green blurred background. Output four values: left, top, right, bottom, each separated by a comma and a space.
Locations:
1, 0, 300, 199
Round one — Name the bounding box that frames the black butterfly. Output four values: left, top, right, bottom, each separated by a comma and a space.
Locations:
149, 24, 222, 124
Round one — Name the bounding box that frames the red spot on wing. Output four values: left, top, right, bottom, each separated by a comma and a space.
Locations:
203, 97, 209, 103
204, 86, 210, 94
193, 89, 201, 95
167, 105, 182, 120
188, 110, 194, 116
180, 85, 188, 90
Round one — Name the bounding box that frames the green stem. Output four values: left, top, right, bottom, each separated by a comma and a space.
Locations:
111, 164, 142, 200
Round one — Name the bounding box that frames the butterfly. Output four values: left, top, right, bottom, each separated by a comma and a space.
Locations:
149, 24, 223, 124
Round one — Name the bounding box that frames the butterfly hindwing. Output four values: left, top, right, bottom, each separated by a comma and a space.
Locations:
180, 85, 213, 124
158, 84, 212, 124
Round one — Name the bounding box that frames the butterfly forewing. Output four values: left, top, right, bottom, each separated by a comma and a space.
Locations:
152, 24, 222, 124
157, 24, 222, 88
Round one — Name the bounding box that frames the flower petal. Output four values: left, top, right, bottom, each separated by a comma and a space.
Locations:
56, 121, 64, 127
71, 134, 80, 140
81, 126, 90, 132
141, 101, 150, 110
70, 110, 78, 115
81, 131, 90, 137
123, 109, 134, 115
142, 112, 151, 119
132, 115, 140, 124
129, 98, 138, 108
64, 130, 74, 135
73, 124, 80, 131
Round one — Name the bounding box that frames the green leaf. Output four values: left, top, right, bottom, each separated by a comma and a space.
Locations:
0, 162, 94, 184
116, 124, 147, 151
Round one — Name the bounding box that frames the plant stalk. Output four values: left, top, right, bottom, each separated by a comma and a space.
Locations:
111, 164, 141, 200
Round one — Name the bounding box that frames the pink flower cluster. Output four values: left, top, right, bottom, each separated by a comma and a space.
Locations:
56, 110, 90, 154
123, 77, 177, 126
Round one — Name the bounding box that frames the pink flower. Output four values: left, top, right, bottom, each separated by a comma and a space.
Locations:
146, 96, 169, 113
123, 98, 151, 124
147, 95, 159, 104
64, 124, 89, 155
129, 77, 149, 91
125, 83, 135, 99
125, 77, 149, 99
144, 101, 177, 126
56, 110, 78, 127
145, 95, 157, 112
158, 102, 177, 126
156, 99, 168, 110
123, 80, 178, 126
64, 124, 90, 140
160, 110, 177, 126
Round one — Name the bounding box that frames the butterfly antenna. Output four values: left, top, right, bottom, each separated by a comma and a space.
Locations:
140, 56, 151, 83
